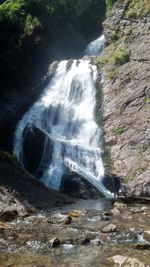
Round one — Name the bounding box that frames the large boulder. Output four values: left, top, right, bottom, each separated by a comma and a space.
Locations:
60, 172, 104, 199
0, 150, 70, 213
22, 125, 53, 178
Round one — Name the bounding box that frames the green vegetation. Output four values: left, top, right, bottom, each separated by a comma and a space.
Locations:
112, 48, 130, 66
146, 97, 150, 104
126, 151, 148, 181
0, 150, 19, 166
0, 0, 106, 91
126, 0, 150, 18
106, 0, 117, 11
108, 67, 117, 80
113, 126, 124, 135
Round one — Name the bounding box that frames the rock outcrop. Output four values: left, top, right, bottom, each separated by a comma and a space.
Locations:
0, 151, 71, 214
96, 0, 150, 197
60, 172, 104, 199
22, 125, 53, 178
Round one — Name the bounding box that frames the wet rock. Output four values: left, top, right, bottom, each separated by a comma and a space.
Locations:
101, 224, 117, 233
141, 206, 148, 212
70, 210, 87, 218
48, 238, 61, 248
22, 125, 53, 178
81, 237, 91, 245
144, 231, 150, 242
114, 202, 127, 208
103, 175, 121, 196
105, 255, 145, 267
0, 209, 18, 222
64, 216, 72, 225
101, 215, 111, 221
134, 243, 150, 250
60, 172, 104, 199
0, 155, 69, 212
131, 207, 141, 213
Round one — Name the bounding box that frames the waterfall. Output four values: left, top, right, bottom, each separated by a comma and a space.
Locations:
14, 36, 114, 199
84, 35, 105, 56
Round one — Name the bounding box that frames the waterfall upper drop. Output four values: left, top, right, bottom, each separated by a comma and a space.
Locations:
14, 36, 114, 198
84, 35, 105, 56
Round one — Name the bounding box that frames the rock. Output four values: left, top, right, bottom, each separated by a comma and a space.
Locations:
103, 175, 121, 197
144, 231, 150, 242
101, 223, 117, 233
0, 153, 70, 213
70, 210, 87, 218
81, 237, 91, 245
134, 243, 150, 250
141, 206, 148, 212
48, 238, 61, 248
60, 172, 104, 199
131, 208, 141, 213
22, 125, 53, 178
0, 221, 12, 230
114, 202, 127, 208
99, 0, 150, 198
110, 207, 121, 216
0, 209, 18, 222
105, 255, 145, 267
64, 216, 72, 225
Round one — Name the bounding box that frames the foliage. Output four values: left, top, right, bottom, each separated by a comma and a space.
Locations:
113, 126, 124, 135
106, 0, 117, 11
0, 0, 106, 91
112, 48, 130, 66
126, 0, 150, 18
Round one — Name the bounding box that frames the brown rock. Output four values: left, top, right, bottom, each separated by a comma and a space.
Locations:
110, 207, 121, 216
105, 255, 145, 267
101, 223, 117, 233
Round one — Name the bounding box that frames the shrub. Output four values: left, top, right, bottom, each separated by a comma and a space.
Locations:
112, 48, 130, 66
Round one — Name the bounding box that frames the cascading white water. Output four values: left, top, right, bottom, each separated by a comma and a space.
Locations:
14, 36, 114, 198
84, 35, 105, 56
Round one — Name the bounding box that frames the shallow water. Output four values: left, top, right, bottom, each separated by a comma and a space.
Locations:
1, 199, 150, 267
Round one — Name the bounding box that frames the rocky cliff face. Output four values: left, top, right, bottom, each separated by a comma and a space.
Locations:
96, 0, 150, 197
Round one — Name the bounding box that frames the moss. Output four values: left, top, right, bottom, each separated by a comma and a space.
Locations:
108, 67, 117, 80
111, 30, 119, 42
106, 0, 118, 11
146, 97, 150, 104
113, 126, 124, 135
0, 150, 19, 167
126, 0, 150, 18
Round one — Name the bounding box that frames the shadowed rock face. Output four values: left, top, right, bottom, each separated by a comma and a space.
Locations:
60, 172, 104, 199
103, 175, 121, 196
22, 125, 53, 178
0, 156, 70, 212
